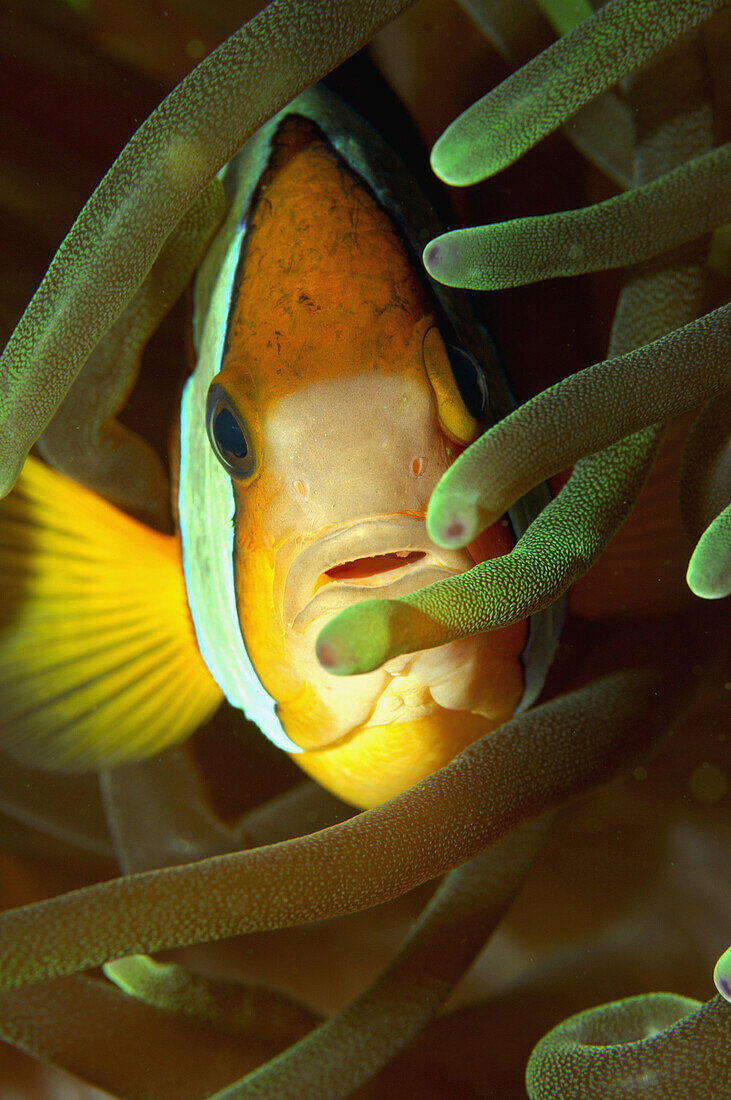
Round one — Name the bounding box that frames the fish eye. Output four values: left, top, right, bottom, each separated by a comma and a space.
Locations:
205, 383, 257, 481
446, 344, 489, 423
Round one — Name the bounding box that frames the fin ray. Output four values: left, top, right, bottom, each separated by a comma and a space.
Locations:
0, 457, 222, 771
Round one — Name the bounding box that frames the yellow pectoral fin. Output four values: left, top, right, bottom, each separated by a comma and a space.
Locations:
0, 456, 222, 771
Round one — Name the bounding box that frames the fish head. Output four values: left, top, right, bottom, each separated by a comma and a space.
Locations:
181, 95, 555, 805
204, 116, 520, 759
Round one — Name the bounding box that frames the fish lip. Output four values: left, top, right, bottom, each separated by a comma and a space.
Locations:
281, 514, 471, 633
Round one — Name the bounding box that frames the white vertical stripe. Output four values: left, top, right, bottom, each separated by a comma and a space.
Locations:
179, 223, 303, 755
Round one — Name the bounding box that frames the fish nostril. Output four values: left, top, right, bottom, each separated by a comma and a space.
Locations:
293, 479, 309, 500
412, 457, 426, 476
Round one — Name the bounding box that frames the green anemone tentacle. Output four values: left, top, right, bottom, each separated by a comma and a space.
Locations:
686, 504, 731, 599
715, 945, 731, 1002
211, 818, 551, 1099
0, 3, 727, 1094
0, 0, 415, 499
319, 4, 719, 675
0, 673, 666, 993
104, 954, 317, 1043
519, 28, 729, 1096
0, 972, 290, 1100
679, 391, 731, 598
425, 304, 730, 550
459, 0, 634, 187
432, 0, 725, 185
525, 994, 731, 1100
36, 178, 226, 528
424, 145, 731, 290
316, 428, 660, 675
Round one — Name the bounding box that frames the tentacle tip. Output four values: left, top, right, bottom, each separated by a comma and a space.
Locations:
315, 631, 380, 676
316, 639, 340, 671
714, 945, 731, 1003
686, 564, 731, 601
316, 601, 398, 676
315, 637, 353, 676
429, 141, 464, 187
686, 509, 731, 599
426, 509, 473, 549
423, 240, 441, 273
424, 235, 470, 289
0, 453, 26, 499
445, 519, 466, 540
430, 132, 497, 186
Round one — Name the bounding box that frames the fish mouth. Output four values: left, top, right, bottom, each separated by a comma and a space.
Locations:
281, 515, 473, 632
323, 549, 428, 582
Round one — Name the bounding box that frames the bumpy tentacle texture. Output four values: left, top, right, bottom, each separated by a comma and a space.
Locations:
211, 818, 551, 1098
680, 392, 731, 599
103, 954, 318, 1043
318, 0, 726, 674
35, 179, 225, 528
402, 14, 726, 1099
1, 4, 727, 1098
424, 305, 730, 549
424, 145, 731, 289
317, 354, 723, 668
457, 0, 634, 186
523, 22, 724, 1098
316, 430, 660, 674
432, 0, 725, 184
0, 0, 415, 499
310, 14, 727, 1094
0, 672, 667, 993
525, 994, 731, 1100
0, 972, 309, 1100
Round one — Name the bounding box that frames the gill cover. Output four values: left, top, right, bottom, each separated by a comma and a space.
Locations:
178, 85, 563, 754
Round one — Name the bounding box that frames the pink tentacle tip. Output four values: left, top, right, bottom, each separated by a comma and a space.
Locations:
316, 640, 339, 670
424, 242, 440, 267
445, 519, 465, 542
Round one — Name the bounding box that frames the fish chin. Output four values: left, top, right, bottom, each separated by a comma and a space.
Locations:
288, 621, 526, 806
255, 514, 476, 753
256, 515, 524, 761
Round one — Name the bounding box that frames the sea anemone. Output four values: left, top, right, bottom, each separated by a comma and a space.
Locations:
0, 1, 729, 1097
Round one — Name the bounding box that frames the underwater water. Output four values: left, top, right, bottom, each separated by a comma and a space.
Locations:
0, 1, 729, 1097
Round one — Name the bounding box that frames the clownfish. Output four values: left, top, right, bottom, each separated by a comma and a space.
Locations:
0, 87, 560, 808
